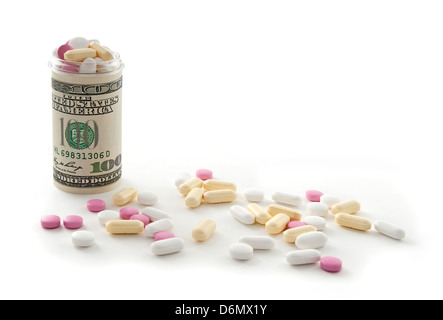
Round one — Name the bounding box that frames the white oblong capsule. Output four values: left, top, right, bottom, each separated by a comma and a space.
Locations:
97, 209, 119, 225
374, 220, 405, 240
239, 235, 275, 250
286, 249, 321, 265
295, 232, 328, 249
144, 218, 173, 237
229, 243, 253, 260
320, 194, 340, 208
230, 205, 255, 225
307, 202, 328, 217
243, 188, 264, 202
303, 215, 326, 231
271, 192, 302, 207
151, 237, 184, 256
141, 207, 172, 221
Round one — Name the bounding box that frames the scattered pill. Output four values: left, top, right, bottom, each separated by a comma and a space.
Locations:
320, 194, 340, 208
154, 231, 175, 241
151, 237, 184, 256
286, 249, 321, 266
272, 192, 302, 207
230, 205, 255, 225
295, 231, 328, 249
175, 172, 192, 188
287, 220, 307, 228
305, 190, 323, 202
185, 188, 204, 208
137, 191, 158, 206
246, 203, 272, 224
239, 235, 275, 250
192, 219, 216, 242
63, 215, 83, 229
141, 207, 172, 221
267, 204, 302, 221
119, 207, 139, 220
179, 177, 203, 196
57, 44, 73, 59
203, 179, 237, 191
374, 220, 405, 240
112, 187, 137, 206
97, 210, 119, 225
64, 48, 97, 62
41, 215, 61, 229
79, 57, 97, 73
283, 225, 317, 243
331, 200, 360, 215
196, 169, 213, 180
335, 213, 371, 231
243, 188, 265, 202
265, 213, 290, 235
89, 41, 114, 61
144, 218, 173, 237
230, 243, 253, 260
320, 256, 342, 272
86, 199, 106, 212
130, 214, 150, 227
72, 230, 95, 247
303, 215, 326, 231
204, 189, 237, 204
307, 202, 328, 217
105, 220, 144, 235
68, 37, 90, 49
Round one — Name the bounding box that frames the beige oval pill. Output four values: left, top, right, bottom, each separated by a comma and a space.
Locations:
179, 177, 203, 196
265, 213, 290, 235
64, 48, 97, 62
335, 213, 372, 231
192, 219, 216, 242
204, 189, 237, 204
185, 188, 204, 208
105, 220, 144, 234
203, 179, 237, 191
283, 225, 317, 243
267, 204, 302, 221
246, 203, 272, 224
331, 200, 360, 214
112, 187, 138, 206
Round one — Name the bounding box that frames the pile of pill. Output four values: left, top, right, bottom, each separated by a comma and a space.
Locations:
41, 168, 406, 274
52, 36, 119, 73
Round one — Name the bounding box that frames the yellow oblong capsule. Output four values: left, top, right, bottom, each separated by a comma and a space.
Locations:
64, 48, 97, 62
283, 225, 317, 243
267, 204, 302, 221
203, 179, 237, 191
246, 203, 272, 225
265, 213, 290, 235
335, 213, 371, 231
185, 188, 204, 208
112, 187, 137, 206
179, 177, 203, 196
204, 189, 237, 204
331, 200, 360, 215
192, 219, 216, 242
105, 220, 144, 234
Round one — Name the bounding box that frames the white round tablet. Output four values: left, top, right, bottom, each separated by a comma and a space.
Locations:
243, 188, 264, 202
72, 230, 95, 247
229, 243, 253, 260
137, 191, 158, 206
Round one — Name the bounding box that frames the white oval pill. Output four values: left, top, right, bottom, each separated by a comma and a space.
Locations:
72, 230, 95, 247
307, 202, 328, 217
137, 191, 158, 206
97, 210, 119, 225
239, 235, 275, 250
286, 249, 321, 265
271, 192, 302, 207
295, 232, 328, 249
230, 205, 255, 225
79, 57, 97, 73
320, 194, 340, 208
229, 243, 253, 260
303, 215, 326, 231
151, 237, 184, 256
144, 218, 173, 237
243, 188, 265, 202
68, 36, 90, 49
141, 207, 172, 221
374, 220, 405, 240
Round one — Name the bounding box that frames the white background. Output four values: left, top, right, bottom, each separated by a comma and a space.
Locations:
0, 0, 442, 300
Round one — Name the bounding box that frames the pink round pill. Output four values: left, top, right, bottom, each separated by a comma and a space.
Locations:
196, 169, 213, 180
41, 215, 61, 229
86, 199, 106, 212
57, 43, 74, 59
130, 214, 150, 227
120, 207, 139, 219
63, 215, 83, 229
287, 220, 307, 229
320, 256, 342, 273
306, 190, 323, 202
154, 231, 175, 241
